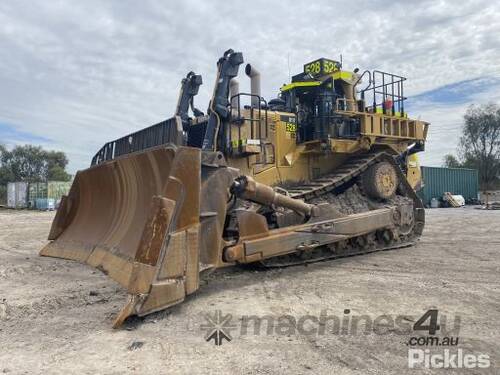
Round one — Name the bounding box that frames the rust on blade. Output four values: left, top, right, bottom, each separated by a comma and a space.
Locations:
40, 145, 203, 326
135, 196, 176, 265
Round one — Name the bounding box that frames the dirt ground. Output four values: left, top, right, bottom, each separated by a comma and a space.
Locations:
0, 207, 499, 374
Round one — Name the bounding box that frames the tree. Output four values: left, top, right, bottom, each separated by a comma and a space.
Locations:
1, 145, 48, 182
458, 104, 500, 189
443, 154, 461, 168
47, 165, 71, 181
45, 150, 71, 181
0, 144, 72, 203
0, 145, 11, 204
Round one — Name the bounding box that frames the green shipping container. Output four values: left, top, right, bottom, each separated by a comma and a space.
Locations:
28, 181, 72, 209
417, 166, 479, 206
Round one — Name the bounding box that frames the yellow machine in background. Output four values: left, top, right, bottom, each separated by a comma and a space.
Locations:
41, 50, 428, 326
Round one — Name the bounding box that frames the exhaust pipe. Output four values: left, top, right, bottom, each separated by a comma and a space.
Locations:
229, 78, 239, 109
245, 63, 261, 108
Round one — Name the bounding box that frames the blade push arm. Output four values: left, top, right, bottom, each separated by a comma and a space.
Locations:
175, 71, 203, 130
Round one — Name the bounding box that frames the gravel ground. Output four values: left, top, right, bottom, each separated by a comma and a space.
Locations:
0, 207, 499, 374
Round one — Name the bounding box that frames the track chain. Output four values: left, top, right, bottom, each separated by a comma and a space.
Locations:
259, 151, 424, 268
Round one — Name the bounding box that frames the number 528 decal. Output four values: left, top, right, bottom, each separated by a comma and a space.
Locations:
280, 115, 297, 133
285, 122, 297, 133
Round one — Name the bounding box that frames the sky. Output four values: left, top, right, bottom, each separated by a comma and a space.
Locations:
1, 0, 500, 172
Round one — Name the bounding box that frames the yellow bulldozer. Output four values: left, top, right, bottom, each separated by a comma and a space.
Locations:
41, 49, 429, 327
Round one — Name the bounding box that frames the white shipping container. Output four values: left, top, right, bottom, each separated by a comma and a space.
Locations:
7, 183, 14, 207
7, 182, 28, 208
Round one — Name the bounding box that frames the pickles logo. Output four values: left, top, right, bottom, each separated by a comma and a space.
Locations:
408, 349, 490, 369
201, 310, 237, 346
406, 310, 490, 369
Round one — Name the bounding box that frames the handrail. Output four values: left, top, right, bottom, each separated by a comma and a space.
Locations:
354, 70, 372, 103
360, 70, 407, 117
229, 93, 268, 153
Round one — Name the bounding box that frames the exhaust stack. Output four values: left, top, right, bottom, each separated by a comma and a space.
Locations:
245, 63, 261, 108
229, 78, 239, 109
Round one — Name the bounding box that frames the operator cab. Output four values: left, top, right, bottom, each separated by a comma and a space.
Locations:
275, 58, 408, 145
277, 58, 362, 143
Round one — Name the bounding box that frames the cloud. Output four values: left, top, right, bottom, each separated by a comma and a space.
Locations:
0, 0, 499, 171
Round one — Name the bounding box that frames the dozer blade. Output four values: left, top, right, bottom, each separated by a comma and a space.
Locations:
40, 145, 203, 327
